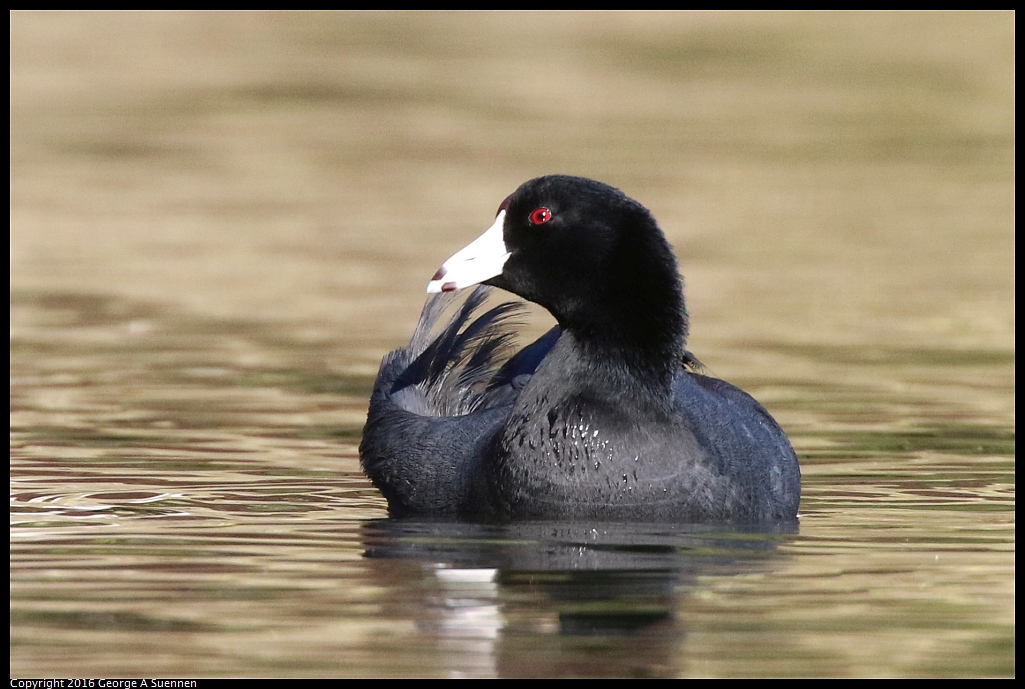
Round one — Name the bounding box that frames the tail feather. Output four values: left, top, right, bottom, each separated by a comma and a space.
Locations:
387, 286, 527, 417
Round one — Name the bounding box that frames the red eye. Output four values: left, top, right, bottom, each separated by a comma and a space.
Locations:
529, 207, 552, 225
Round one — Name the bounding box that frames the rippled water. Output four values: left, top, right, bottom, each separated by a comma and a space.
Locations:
10, 11, 1014, 677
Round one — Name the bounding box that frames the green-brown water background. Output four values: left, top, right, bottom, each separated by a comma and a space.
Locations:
10, 11, 1014, 677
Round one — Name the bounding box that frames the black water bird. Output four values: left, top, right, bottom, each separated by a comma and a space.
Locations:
360, 175, 800, 523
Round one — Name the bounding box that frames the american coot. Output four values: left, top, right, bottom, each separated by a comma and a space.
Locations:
360, 175, 800, 523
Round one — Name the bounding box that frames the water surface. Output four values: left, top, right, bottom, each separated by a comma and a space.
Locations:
10, 11, 1014, 678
